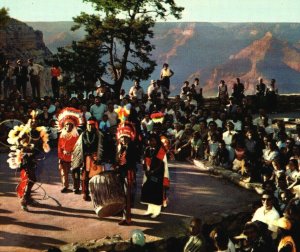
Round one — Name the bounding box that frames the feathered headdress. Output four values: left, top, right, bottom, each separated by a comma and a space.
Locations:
116, 121, 136, 141
115, 104, 136, 141
57, 107, 84, 131
114, 104, 131, 123
7, 110, 50, 169
150, 112, 164, 124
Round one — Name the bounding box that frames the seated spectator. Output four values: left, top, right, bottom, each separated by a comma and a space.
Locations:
99, 114, 110, 133
273, 217, 297, 252
207, 110, 223, 129
183, 217, 206, 252
129, 79, 144, 101
209, 226, 235, 252
105, 102, 118, 127
232, 142, 246, 174
222, 121, 237, 162
180, 81, 190, 100
215, 140, 230, 168
251, 192, 280, 240
147, 79, 158, 98
207, 133, 219, 165
286, 159, 299, 187
141, 114, 153, 133
234, 221, 275, 252
174, 124, 193, 161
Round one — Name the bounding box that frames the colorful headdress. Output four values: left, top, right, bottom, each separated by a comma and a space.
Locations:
7, 110, 50, 169
150, 112, 164, 124
87, 117, 98, 129
57, 107, 84, 131
114, 104, 131, 123
116, 122, 136, 141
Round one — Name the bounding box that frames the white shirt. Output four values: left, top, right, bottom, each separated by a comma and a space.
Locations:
229, 120, 242, 131
222, 131, 237, 145
207, 118, 223, 128
252, 206, 280, 235
28, 63, 44, 76
105, 110, 118, 127
129, 86, 144, 100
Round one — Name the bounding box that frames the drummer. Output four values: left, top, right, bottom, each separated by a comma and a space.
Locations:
115, 122, 138, 225
72, 117, 103, 201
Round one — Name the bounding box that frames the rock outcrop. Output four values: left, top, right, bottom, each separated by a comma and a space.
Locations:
0, 18, 51, 63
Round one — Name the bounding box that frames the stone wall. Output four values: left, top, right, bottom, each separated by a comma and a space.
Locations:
202, 95, 300, 112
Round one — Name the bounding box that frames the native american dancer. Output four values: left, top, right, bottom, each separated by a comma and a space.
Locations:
150, 112, 170, 208
114, 104, 138, 225
141, 133, 168, 218
57, 108, 83, 194
7, 111, 50, 210
72, 117, 103, 201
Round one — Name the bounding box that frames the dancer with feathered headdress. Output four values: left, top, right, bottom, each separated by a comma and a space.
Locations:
7, 110, 50, 211
57, 107, 83, 194
114, 104, 138, 225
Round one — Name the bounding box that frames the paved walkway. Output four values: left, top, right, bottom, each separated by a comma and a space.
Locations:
0, 150, 258, 252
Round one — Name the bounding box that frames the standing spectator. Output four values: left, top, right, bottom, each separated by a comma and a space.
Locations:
90, 96, 107, 123
235, 77, 245, 104
27, 58, 44, 99
2, 60, 14, 99
50, 63, 61, 99
266, 79, 278, 113
14, 59, 28, 99
129, 79, 144, 101
193, 78, 203, 105
160, 63, 174, 99
218, 80, 228, 105
256, 78, 266, 110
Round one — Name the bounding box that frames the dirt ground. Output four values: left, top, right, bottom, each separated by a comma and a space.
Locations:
0, 150, 258, 252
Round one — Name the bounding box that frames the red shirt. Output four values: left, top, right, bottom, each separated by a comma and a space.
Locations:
58, 135, 78, 162
51, 67, 61, 77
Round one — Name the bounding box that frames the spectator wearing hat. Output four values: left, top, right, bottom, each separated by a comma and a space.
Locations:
27, 58, 44, 99
273, 217, 297, 252
147, 80, 158, 99
14, 59, 28, 99
234, 221, 275, 252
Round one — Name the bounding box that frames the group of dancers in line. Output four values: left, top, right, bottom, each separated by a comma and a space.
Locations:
7, 105, 170, 225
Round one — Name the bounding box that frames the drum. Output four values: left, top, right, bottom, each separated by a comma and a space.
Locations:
89, 171, 126, 218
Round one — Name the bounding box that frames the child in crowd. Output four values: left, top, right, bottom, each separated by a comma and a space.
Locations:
215, 140, 230, 168
207, 133, 219, 165
190, 131, 204, 160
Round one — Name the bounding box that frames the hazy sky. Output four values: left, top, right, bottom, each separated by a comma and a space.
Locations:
2, 0, 300, 22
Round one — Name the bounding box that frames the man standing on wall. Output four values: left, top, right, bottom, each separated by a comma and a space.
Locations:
28, 58, 44, 99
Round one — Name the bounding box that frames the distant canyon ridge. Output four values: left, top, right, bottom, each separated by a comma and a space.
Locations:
3, 20, 300, 96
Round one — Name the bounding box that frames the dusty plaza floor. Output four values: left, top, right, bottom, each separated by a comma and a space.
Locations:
0, 149, 260, 252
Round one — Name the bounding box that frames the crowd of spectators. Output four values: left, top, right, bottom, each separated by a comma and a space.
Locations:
1, 59, 300, 251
